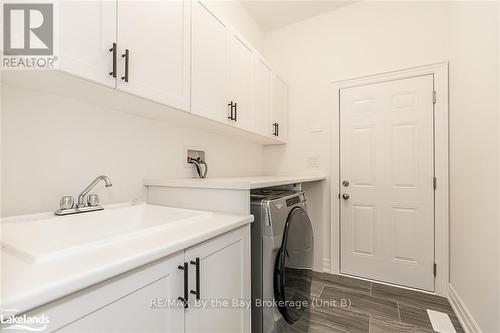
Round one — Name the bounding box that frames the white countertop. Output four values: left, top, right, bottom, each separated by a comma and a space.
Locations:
143, 175, 326, 190
0, 205, 253, 313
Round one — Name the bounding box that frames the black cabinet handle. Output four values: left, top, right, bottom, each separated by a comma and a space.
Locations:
109, 43, 116, 78
276, 122, 279, 136
178, 262, 188, 308
228, 102, 237, 121
272, 122, 278, 136
121, 49, 129, 82
228, 102, 234, 120
190, 257, 200, 300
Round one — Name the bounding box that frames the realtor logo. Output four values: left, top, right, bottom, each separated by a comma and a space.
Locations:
3, 3, 53, 56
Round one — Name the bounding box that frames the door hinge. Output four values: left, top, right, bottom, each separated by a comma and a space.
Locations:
433, 177, 437, 190
433, 263, 437, 277
432, 91, 437, 104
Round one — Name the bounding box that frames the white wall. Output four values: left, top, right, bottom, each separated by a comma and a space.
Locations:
262, 0, 451, 274
0, 0, 266, 218
262, 1, 499, 331
0, 83, 264, 217
448, 2, 500, 332
206, 0, 265, 53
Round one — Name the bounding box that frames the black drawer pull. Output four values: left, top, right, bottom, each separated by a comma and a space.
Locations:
190, 257, 200, 300
109, 43, 116, 78
178, 262, 188, 308
228, 101, 236, 121
273, 122, 278, 136
121, 49, 129, 82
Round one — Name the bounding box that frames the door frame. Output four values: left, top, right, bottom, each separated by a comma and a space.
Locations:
329, 62, 449, 297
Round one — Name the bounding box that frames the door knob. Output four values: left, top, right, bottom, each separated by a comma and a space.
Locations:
342, 193, 350, 200
342, 180, 350, 187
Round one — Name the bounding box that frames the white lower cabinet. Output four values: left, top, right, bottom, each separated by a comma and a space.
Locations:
26, 225, 250, 333
60, 253, 185, 333
185, 224, 251, 333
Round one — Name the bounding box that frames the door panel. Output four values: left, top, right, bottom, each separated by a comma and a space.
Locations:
340, 75, 434, 291
117, 0, 190, 111
352, 205, 375, 255
191, 1, 229, 122
58, 0, 116, 87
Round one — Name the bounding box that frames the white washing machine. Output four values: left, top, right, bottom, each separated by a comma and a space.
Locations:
251, 189, 314, 333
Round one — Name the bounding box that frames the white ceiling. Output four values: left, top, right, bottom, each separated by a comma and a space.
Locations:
240, 1, 355, 32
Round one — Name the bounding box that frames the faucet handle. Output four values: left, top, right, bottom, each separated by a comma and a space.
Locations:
87, 194, 100, 207
60, 196, 74, 210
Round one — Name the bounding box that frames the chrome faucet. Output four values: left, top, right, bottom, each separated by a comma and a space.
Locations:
54, 175, 113, 216
188, 157, 208, 178
77, 175, 112, 207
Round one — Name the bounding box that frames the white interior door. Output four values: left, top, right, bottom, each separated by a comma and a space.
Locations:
340, 75, 435, 291
117, 0, 190, 111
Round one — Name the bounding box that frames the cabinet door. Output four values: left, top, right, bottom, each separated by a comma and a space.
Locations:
117, 0, 190, 111
185, 225, 251, 333
229, 34, 254, 131
27, 253, 185, 332
229, 35, 255, 130
58, 0, 116, 87
191, 1, 229, 123
253, 58, 273, 137
272, 75, 288, 141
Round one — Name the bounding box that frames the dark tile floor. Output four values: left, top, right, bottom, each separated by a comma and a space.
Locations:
288, 272, 464, 333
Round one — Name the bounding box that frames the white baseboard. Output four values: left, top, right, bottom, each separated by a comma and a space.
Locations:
322, 258, 331, 273
447, 284, 482, 333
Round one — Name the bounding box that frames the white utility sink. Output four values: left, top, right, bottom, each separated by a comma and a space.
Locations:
0, 204, 212, 263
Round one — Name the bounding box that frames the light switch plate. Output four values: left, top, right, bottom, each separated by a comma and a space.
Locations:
309, 120, 323, 133
306, 156, 320, 168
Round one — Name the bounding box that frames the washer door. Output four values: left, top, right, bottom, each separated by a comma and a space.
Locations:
274, 206, 314, 324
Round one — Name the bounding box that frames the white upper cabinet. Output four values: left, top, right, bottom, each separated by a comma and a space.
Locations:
58, 0, 116, 88
116, 0, 190, 111
55, 0, 287, 144
191, 1, 229, 123
253, 58, 273, 137
228, 35, 254, 131
272, 75, 288, 141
